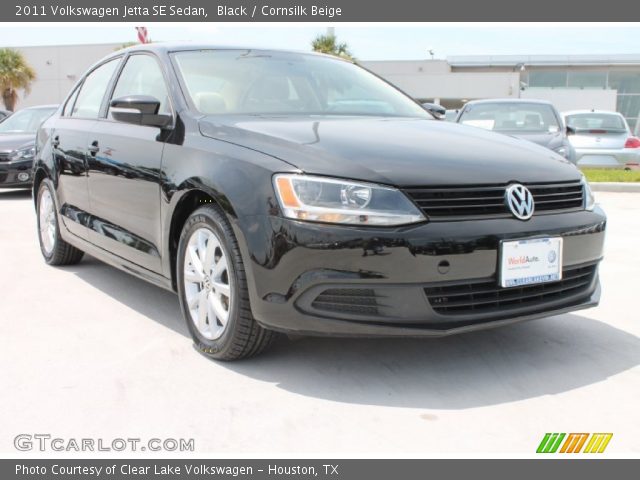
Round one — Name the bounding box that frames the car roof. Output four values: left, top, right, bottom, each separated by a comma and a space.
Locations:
464, 98, 554, 106
562, 110, 623, 116
107, 43, 345, 61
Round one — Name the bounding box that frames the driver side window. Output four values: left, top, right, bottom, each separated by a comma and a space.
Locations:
109, 55, 171, 118
71, 58, 120, 118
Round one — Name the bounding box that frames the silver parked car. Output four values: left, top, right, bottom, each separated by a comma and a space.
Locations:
456, 99, 576, 163
563, 110, 640, 168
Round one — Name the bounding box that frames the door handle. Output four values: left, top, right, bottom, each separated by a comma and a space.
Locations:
88, 141, 99, 156
52, 136, 60, 148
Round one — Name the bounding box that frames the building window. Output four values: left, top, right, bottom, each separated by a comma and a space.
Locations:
567, 72, 607, 89
528, 71, 567, 88
617, 95, 640, 123
608, 71, 640, 94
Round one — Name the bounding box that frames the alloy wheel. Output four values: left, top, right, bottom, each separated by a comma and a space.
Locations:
183, 227, 234, 340
39, 189, 56, 256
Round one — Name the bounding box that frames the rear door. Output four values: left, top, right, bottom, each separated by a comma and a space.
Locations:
85, 53, 173, 273
53, 58, 121, 240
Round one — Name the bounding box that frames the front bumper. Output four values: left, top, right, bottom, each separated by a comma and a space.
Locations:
0, 158, 34, 188
574, 147, 640, 168
237, 206, 606, 337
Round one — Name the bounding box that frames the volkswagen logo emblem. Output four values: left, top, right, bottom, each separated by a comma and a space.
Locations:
505, 184, 535, 220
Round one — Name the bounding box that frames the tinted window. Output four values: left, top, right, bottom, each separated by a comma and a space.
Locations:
609, 71, 640, 94
459, 103, 560, 133
109, 55, 171, 117
567, 72, 607, 89
0, 107, 57, 134
528, 71, 567, 88
72, 59, 120, 118
565, 113, 627, 131
172, 50, 429, 118
617, 96, 640, 124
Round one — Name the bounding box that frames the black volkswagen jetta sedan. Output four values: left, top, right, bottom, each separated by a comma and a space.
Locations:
33, 44, 606, 360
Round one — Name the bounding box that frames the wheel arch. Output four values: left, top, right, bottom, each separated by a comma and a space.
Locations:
32, 167, 50, 209
167, 187, 233, 291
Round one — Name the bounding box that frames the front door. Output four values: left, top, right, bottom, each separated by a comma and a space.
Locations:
86, 54, 173, 274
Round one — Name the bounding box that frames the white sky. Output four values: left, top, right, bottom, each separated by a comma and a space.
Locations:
1, 24, 639, 60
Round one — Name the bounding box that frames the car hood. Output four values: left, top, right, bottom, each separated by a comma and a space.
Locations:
199, 116, 580, 186
0, 133, 35, 153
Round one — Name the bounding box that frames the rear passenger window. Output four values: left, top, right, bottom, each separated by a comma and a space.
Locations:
109, 55, 171, 117
71, 59, 120, 119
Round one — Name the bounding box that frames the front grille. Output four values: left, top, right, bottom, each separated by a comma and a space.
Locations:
311, 288, 380, 316
424, 263, 596, 316
403, 181, 584, 219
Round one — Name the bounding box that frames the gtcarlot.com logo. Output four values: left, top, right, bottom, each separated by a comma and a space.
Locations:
14, 434, 195, 452
536, 433, 613, 454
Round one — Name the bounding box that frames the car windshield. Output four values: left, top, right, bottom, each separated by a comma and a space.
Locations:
459, 103, 560, 133
172, 50, 430, 118
0, 107, 57, 134
565, 113, 627, 132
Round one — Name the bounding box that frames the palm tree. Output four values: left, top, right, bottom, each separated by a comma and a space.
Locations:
0, 48, 36, 111
311, 34, 354, 61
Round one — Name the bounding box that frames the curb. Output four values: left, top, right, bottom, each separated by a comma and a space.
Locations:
590, 182, 640, 192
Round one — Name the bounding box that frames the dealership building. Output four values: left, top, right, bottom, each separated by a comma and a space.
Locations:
11, 44, 640, 131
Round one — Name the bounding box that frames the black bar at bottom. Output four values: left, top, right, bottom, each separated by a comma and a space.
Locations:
1, 459, 637, 480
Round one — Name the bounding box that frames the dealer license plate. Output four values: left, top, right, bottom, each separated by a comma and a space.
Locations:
500, 237, 563, 288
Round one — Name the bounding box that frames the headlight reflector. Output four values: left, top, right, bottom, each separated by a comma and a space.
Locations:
581, 175, 595, 211
273, 174, 425, 226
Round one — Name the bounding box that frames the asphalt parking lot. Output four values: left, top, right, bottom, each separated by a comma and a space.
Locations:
1, 189, 638, 454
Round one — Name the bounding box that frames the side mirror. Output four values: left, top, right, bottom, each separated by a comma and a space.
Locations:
566, 125, 576, 136
421, 102, 446, 119
110, 95, 172, 128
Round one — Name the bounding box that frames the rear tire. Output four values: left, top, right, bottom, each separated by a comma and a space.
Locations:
177, 204, 277, 360
37, 180, 84, 266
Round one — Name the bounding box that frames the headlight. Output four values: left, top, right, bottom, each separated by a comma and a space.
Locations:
273, 174, 425, 226
10, 146, 35, 161
581, 176, 595, 211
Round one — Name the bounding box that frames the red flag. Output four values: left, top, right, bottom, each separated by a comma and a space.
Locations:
136, 27, 149, 44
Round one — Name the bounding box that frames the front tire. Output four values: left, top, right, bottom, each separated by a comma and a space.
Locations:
177, 204, 277, 360
37, 180, 84, 266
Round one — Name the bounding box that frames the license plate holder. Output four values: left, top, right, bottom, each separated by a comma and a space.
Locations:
500, 237, 563, 288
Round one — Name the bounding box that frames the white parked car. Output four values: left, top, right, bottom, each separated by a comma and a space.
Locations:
563, 110, 640, 168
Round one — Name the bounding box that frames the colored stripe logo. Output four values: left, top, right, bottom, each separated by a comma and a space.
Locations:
537, 433, 612, 453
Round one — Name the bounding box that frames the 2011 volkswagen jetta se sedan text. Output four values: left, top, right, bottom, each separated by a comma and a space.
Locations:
33, 45, 606, 360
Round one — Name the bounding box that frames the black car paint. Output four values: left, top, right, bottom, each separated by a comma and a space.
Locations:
34, 45, 605, 336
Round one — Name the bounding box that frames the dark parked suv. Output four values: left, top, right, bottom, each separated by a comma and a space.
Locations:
34, 44, 606, 360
